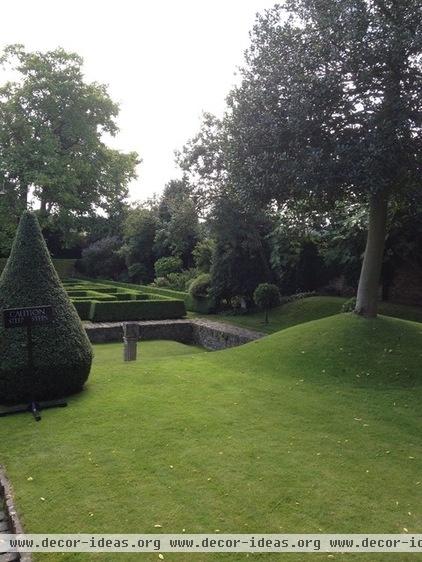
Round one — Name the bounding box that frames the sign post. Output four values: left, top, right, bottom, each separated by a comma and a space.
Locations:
0, 305, 67, 421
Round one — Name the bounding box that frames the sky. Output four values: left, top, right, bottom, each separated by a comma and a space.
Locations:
0, 0, 277, 201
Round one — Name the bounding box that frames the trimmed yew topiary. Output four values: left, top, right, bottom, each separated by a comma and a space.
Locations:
0, 212, 93, 404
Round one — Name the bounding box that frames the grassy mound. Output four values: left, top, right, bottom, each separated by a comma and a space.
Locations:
0, 212, 92, 403
207, 296, 348, 333
208, 295, 422, 334
0, 314, 421, 562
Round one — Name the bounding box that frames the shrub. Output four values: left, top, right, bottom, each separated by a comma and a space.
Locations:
193, 239, 214, 273
166, 269, 198, 291
253, 283, 281, 323
154, 256, 183, 278
128, 262, 150, 283
90, 299, 186, 322
72, 300, 92, 321
189, 273, 211, 298
342, 296, 357, 313
153, 276, 170, 288
79, 236, 125, 279
0, 212, 93, 403
279, 291, 316, 305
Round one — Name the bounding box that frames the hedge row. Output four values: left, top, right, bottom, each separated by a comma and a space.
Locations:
72, 300, 93, 320
75, 277, 216, 313
81, 299, 187, 322
1, 258, 77, 279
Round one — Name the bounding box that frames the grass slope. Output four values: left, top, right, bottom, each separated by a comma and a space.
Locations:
205, 296, 422, 334
0, 316, 422, 562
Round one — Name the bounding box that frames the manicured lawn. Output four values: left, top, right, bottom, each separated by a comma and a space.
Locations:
203, 296, 422, 334
203, 296, 348, 333
0, 316, 422, 561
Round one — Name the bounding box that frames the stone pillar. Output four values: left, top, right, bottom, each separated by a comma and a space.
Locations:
123, 322, 139, 361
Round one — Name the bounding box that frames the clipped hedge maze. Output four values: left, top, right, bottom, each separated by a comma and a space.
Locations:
63, 280, 186, 322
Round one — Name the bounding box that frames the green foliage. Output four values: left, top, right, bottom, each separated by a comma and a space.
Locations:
82, 278, 216, 314
342, 297, 357, 313
179, 1, 422, 316
209, 194, 273, 303
253, 283, 281, 323
0, 198, 16, 256
72, 300, 92, 321
0, 258, 77, 279
79, 236, 125, 279
294, 240, 327, 292
90, 299, 186, 322
122, 206, 159, 283
154, 179, 200, 265
0, 212, 92, 403
163, 269, 198, 292
154, 256, 183, 279
62, 279, 186, 321
189, 273, 211, 299
49, 259, 77, 279
0, 45, 138, 228
192, 239, 214, 273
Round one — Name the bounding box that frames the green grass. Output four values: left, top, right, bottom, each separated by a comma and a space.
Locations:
1, 316, 422, 562
203, 296, 348, 333
203, 296, 422, 334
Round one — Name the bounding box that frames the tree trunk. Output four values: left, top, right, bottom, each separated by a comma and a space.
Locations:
355, 191, 389, 317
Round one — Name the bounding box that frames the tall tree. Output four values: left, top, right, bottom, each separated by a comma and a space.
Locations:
122, 205, 159, 282
0, 44, 138, 226
154, 179, 200, 266
184, 1, 421, 317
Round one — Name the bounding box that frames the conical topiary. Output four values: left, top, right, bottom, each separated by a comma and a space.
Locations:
0, 211, 93, 404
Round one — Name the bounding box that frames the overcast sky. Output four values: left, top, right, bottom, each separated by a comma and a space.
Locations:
1, 0, 276, 201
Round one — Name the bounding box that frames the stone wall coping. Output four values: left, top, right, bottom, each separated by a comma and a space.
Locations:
84, 318, 265, 341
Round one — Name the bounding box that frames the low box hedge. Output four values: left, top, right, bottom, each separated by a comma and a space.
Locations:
75, 278, 215, 313
1, 257, 77, 279
71, 300, 93, 321
114, 292, 152, 301
67, 290, 87, 297
89, 299, 186, 322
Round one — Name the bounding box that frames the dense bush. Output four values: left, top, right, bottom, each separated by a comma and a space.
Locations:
253, 283, 281, 323
166, 269, 198, 291
193, 239, 214, 273
189, 273, 211, 298
154, 256, 183, 278
0, 258, 77, 279
78, 236, 125, 279
0, 212, 92, 403
294, 240, 327, 292
341, 296, 357, 313
72, 300, 93, 320
128, 262, 151, 283
90, 299, 186, 322
279, 291, 317, 305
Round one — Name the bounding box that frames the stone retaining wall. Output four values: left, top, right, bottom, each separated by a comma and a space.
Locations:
0, 467, 31, 562
84, 318, 264, 350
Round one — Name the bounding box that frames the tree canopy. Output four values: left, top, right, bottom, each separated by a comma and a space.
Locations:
179, 0, 422, 316
0, 44, 139, 230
